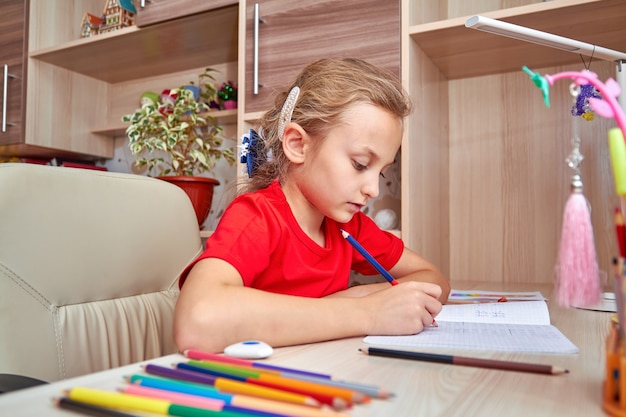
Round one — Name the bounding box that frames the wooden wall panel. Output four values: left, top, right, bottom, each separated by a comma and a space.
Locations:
449, 61, 618, 284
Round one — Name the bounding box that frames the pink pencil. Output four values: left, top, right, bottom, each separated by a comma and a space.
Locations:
122, 384, 223, 410
184, 349, 332, 379
122, 383, 350, 417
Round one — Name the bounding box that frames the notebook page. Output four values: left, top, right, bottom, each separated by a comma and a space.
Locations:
363, 322, 579, 354
436, 300, 551, 325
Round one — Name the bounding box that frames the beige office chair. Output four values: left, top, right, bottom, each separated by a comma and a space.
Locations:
0, 163, 203, 390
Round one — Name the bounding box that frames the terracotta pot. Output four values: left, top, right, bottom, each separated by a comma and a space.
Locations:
158, 176, 220, 228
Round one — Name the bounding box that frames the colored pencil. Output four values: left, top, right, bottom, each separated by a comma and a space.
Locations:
340, 229, 438, 326
281, 371, 392, 399
178, 361, 356, 408
360, 347, 569, 375
66, 386, 256, 417
178, 362, 346, 409
184, 357, 391, 399
54, 397, 137, 417
339, 229, 398, 285
615, 208, 626, 257
127, 375, 350, 417
184, 350, 390, 399
617, 258, 626, 340
121, 385, 288, 417
185, 360, 367, 404
144, 364, 321, 407
184, 349, 332, 380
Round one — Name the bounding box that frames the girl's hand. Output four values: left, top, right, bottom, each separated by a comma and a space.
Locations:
361, 281, 442, 336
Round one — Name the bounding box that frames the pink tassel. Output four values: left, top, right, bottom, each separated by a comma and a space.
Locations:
555, 174, 601, 307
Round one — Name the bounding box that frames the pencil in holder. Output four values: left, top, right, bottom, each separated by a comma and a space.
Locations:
604, 316, 626, 416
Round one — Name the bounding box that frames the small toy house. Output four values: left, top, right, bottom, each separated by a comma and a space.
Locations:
99, 0, 137, 34
80, 13, 103, 38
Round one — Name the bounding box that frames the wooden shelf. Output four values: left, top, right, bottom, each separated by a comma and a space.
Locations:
410, 0, 626, 80
29, 4, 238, 83
92, 109, 238, 137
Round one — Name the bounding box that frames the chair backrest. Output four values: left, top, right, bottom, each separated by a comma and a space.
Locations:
0, 163, 203, 382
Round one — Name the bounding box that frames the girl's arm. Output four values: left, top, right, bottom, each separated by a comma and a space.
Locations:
325, 248, 450, 303
173, 256, 444, 353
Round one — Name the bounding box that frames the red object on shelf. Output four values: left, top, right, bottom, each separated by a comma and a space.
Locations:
61, 162, 108, 171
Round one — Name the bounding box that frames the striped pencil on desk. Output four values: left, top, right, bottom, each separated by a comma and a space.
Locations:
126, 374, 349, 417
65, 386, 282, 417
143, 363, 321, 407
183, 349, 392, 399
59, 352, 396, 417
177, 360, 362, 408
184, 349, 332, 380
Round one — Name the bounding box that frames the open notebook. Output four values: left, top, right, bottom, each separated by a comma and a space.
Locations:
363, 300, 579, 354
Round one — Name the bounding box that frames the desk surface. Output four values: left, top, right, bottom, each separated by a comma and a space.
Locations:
0, 282, 614, 417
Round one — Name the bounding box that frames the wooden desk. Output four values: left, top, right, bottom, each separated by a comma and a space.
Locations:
0, 282, 613, 416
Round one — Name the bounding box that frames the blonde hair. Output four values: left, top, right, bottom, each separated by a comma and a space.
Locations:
240, 58, 411, 194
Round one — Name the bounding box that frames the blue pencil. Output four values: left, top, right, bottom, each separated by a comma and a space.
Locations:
340, 229, 398, 286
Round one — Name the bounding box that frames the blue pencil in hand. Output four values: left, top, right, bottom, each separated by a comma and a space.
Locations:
340, 229, 399, 286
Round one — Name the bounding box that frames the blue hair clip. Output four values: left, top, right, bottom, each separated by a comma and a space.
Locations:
239, 129, 263, 178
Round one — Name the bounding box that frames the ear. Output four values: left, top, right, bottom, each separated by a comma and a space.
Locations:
281, 122, 308, 164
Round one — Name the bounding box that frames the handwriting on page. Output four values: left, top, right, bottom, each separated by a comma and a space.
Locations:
436, 301, 551, 325
475, 308, 505, 319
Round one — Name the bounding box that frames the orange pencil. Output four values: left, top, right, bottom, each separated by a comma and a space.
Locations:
122, 385, 351, 417
252, 374, 368, 405
179, 361, 357, 409
144, 363, 320, 407
184, 355, 392, 400
605, 322, 620, 402
127, 374, 349, 417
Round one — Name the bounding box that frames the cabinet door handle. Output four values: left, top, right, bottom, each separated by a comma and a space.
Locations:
2, 64, 16, 133
253, 3, 264, 95
140, 0, 152, 8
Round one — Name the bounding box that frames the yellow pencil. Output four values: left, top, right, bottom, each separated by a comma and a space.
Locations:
67, 386, 265, 416
66, 387, 170, 415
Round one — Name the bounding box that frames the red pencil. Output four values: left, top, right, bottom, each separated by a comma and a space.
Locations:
615, 207, 626, 257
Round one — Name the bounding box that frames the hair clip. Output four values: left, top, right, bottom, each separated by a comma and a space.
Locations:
277, 86, 300, 141
239, 129, 264, 178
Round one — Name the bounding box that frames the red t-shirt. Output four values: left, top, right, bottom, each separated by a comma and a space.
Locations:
179, 181, 404, 297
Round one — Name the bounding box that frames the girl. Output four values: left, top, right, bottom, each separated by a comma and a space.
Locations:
174, 58, 450, 353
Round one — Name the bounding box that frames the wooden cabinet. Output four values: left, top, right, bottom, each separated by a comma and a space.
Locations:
0, 0, 239, 161
242, 0, 400, 114
0, 0, 27, 148
402, 0, 626, 283
0, 0, 113, 159
136, 0, 237, 27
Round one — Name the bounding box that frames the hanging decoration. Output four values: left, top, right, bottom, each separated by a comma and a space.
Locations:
554, 84, 600, 307
523, 66, 626, 307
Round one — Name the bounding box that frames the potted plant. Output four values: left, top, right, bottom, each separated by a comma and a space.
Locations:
217, 81, 238, 110
121, 69, 236, 227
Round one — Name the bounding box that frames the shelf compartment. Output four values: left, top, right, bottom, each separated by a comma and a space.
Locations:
410, 0, 626, 80
92, 109, 238, 137
29, 5, 238, 83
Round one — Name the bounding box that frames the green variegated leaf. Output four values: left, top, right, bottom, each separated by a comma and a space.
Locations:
120, 69, 236, 176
